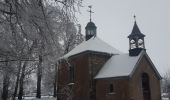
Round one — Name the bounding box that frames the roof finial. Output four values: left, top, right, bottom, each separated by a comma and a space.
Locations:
88, 5, 94, 22
134, 14, 136, 22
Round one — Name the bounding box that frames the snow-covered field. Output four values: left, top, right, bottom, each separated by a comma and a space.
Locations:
21, 96, 56, 100
18, 96, 169, 100
23, 97, 169, 100
162, 98, 169, 100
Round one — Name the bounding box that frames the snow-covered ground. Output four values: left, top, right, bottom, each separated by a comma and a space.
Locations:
162, 98, 169, 100
23, 97, 169, 100
17, 96, 169, 100
21, 96, 56, 100
163, 98, 169, 100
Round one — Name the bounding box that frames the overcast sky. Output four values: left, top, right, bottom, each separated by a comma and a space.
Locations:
77, 0, 170, 75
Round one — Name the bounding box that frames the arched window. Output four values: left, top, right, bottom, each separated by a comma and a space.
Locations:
141, 73, 151, 100
109, 84, 114, 93
69, 65, 75, 82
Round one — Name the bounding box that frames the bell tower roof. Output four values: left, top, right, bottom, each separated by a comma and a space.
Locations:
85, 5, 97, 41
128, 16, 146, 56
128, 15, 145, 38
128, 21, 145, 38
85, 21, 96, 29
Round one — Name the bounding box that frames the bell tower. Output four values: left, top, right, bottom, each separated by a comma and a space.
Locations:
85, 5, 97, 41
128, 16, 146, 56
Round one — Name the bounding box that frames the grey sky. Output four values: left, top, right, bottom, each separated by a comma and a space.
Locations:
77, 0, 170, 75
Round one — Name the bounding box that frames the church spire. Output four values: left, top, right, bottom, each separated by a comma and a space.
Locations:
85, 5, 97, 41
128, 16, 146, 56
131, 21, 141, 35
128, 15, 145, 38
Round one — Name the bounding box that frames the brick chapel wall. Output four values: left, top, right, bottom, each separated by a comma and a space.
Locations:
71, 53, 111, 100
96, 79, 129, 100
95, 55, 161, 100
89, 53, 111, 77
58, 54, 90, 100
128, 55, 162, 100
57, 60, 70, 100
70, 54, 90, 100
57, 52, 111, 100
88, 53, 111, 100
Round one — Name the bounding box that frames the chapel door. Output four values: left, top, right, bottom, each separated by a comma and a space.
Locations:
141, 73, 151, 100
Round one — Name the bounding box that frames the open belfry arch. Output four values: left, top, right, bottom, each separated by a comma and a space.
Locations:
57, 8, 162, 100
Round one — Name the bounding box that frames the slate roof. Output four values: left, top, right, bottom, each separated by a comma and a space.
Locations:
62, 37, 122, 58
128, 21, 145, 38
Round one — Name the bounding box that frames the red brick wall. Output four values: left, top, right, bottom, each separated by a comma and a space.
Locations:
58, 53, 161, 100
96, 79, 129, 100
129, 56, 161, 100
95, 55, 161, 100
57, 52, 111, 100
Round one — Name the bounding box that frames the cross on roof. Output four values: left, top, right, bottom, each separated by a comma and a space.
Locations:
88, 5, 94, 22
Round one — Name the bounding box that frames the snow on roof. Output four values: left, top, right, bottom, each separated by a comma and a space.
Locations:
95, 52, 143, 79
62, 37, 122, 58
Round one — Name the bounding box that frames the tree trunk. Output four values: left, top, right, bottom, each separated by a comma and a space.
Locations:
18, 62, 27, 100
17, 38, 36, 100
13, 61, 22, 100
53, 63, 58, 97
1, 59, 10, 100
36, 55, 42, 98
1, 72, 10, 100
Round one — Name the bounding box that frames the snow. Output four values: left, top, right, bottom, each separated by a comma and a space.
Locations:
95, 51, 143, 79
16, 96, 169, 100
19, 95, 168, 100
162, 98, 169, 100
22, 96, 56, 100
62, 37, 122, 58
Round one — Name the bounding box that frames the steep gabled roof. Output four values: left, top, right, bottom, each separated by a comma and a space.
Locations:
62, 37, 122, 58
95, 51, 162, 80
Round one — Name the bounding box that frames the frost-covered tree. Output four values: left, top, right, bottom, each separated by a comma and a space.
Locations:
0, 0, 84, 99
162, 70, 170, 93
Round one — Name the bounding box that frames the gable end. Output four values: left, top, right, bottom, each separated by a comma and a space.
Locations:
129, 51, 162, 80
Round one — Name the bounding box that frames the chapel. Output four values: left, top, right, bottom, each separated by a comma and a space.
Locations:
57, 16, 162, 100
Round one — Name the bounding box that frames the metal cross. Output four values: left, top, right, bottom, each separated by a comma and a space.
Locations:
88, 5, 94, 22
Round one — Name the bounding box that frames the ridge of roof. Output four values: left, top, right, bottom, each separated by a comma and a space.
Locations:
61, 37, 122, 59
